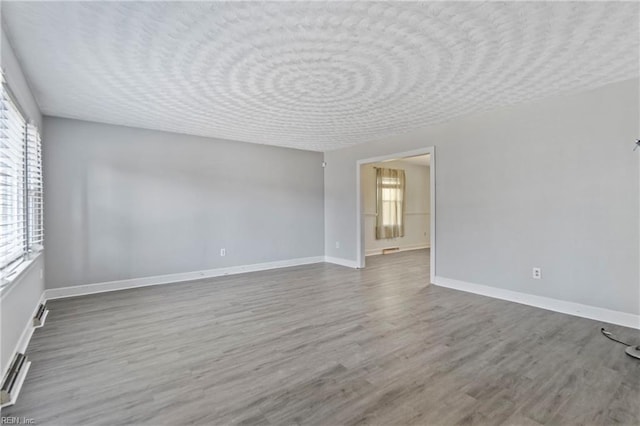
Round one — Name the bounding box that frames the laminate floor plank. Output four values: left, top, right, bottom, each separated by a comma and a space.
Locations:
3, 249, 639, 425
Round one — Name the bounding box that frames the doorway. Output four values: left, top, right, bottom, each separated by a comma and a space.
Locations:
356, 147, 435, 283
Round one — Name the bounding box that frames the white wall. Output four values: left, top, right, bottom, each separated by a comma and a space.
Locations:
0, 257, 44, 375
43, 117, 325, 289
325, 79, 639, 316
0, 30, 45, 376
362, 160, 430, 255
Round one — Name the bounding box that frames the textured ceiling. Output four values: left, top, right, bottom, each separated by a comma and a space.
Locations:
2, 2, 638, 151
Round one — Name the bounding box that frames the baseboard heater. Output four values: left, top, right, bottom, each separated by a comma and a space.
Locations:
0, 353, 31, 408
382, 247, 400, 254
33, 303, 49, 328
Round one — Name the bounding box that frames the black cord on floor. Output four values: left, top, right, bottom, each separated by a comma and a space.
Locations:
601, 327, 631, 346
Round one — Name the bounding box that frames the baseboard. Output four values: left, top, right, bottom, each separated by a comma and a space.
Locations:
433, 276, 640, 330
2, 291, 46, 378
324, 256, 360, 269
45, 256, 325, 300
365, 244, 430, 257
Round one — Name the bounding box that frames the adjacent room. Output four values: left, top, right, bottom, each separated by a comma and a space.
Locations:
1, 2, 639, 425
359, 154, 432, 269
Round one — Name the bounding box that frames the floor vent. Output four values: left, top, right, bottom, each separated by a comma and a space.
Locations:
0, 353, 31, 408
33, 303, 49, 328
382, 247, 400, 254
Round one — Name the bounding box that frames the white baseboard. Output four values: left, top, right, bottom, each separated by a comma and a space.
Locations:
2, 292, 46, 378
365, 244, 430, 257
324, 256, 360, 269
433, 276, 640, 330
44, 256, 325, 300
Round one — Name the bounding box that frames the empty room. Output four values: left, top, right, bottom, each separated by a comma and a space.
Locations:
1, 2, 639, 425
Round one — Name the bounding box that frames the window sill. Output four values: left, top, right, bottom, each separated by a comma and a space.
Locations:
0, 252, 43, 297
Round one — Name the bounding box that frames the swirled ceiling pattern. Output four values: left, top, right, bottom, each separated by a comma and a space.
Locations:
2, 2, 638, 151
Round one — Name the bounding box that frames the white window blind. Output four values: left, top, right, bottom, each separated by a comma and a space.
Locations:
0, 87, 26, 273
1, 79, 44, 287
26, 123, 43, 253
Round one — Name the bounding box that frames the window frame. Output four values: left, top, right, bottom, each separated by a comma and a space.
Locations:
0, 79, 43, 291
379, 175, 403, 227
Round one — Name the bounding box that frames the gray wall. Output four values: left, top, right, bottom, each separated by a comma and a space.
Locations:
43, 117, 325, 289
0, 257, 43, 375
0, 30, 45, 375
325, 79, 639, 315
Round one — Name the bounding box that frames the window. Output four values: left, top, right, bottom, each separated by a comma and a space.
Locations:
26, 124, 43, 252
0, 83, 43, 288
375, 167, 405, 239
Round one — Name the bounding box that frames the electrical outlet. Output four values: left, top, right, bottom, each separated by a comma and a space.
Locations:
532, 267, 541, 279
40, 268, 43, 279
220, 248, 226, 257
335, 241, 340, 249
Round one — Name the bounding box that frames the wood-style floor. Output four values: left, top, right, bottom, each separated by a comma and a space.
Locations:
4, 249, 639, 425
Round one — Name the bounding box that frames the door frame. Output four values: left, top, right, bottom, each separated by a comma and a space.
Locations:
356, 147, 435, 283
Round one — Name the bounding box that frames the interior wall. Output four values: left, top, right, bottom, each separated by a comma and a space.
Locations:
361, 159, 430, 255
324, 78, 639, 316
0, 257, 43, 375
43, 117, 325, 289
0, 30, 45, 376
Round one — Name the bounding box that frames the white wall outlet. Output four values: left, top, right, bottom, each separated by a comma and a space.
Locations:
40, 268, 43, 279
220, 248, 226, 257
532, 267, 541, 279
335, 241, 340, 249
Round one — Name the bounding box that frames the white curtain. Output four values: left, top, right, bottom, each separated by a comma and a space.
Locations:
375, 167, 405, 239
